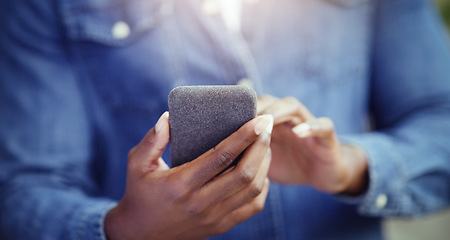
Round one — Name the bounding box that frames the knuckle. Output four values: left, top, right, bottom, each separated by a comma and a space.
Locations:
252, 199, 265, 213
259, 94, 271, 100
283, 96, 299, 105
259, 95, 277, 103
201, 214, 221, 228
237, 168, 256, 186
248, 182, 264, 198
322, 117, 334, 128
284, 97, 309, 113
186, 202, 207, 218
154, 144, 166, 153
211, 220, 232, 236
212, 150, 235, 169
127, 146, 138, 160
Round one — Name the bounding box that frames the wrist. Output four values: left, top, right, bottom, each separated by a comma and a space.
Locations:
339, 144, 369, 196
104, 207, 119, 240
104, 205, 132, 240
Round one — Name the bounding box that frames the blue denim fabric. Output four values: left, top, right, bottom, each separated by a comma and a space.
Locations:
1, 0, 449, 239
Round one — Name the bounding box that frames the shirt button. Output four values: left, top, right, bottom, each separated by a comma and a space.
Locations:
202, 0, 220, 16
375, 194, 388, 209
237, 78, 253, 89
111, 21, 130, 39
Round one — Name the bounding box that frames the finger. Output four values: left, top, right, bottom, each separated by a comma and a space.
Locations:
181, 115, 274, 191
292, 117, 337, 147
128, 112, 170, 176
259, 97, 314, 125
198, 133, 272, 206
212, 179, 270, 235
257, 95, 279, 114
218, 148, 271, 209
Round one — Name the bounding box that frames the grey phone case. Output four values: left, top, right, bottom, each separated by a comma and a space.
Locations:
168, 85, 257, 167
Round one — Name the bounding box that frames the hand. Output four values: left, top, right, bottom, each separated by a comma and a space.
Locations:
258, 95, 368, 195
105, 112, 274, 240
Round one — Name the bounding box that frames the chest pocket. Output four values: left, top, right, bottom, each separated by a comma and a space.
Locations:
63, 0, 172, 46
62, 0, 181, 113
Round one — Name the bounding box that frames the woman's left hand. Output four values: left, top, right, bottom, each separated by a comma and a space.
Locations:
258, 95, 368, 194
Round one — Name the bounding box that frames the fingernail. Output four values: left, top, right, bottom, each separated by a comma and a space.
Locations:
292, 122, 311, 138
255, 115, 274, 135
155, 112, 169, 133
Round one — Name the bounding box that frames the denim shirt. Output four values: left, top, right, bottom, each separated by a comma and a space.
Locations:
1, 0, 450, 239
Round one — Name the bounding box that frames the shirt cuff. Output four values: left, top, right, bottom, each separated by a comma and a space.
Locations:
76, 199, 117, 240
336, 133, 415, 217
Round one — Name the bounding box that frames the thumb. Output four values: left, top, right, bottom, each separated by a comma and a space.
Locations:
128, 112, 170, 177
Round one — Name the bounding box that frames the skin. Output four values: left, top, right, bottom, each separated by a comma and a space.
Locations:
105, 112, 274, 240
105, 94, 369, 239
257, 95, 369, 195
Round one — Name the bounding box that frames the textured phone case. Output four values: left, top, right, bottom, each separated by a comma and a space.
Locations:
168, 85, 257, 167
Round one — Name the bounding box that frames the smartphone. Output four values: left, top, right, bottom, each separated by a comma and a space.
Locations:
168, 85, 257, 167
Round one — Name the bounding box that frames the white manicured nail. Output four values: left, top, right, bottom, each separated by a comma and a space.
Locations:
255, 114, 274, 135
292, 122, 311, 138
155, 112, 168, 133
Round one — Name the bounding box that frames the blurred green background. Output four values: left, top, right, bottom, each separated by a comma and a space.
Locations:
436, 0, 450, 30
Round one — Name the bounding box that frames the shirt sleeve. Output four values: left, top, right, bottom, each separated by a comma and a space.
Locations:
339, 0, 450, 217
0, 1, 116, 239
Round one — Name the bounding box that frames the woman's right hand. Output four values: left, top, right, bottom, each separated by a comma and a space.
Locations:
104, 112, 273, 240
